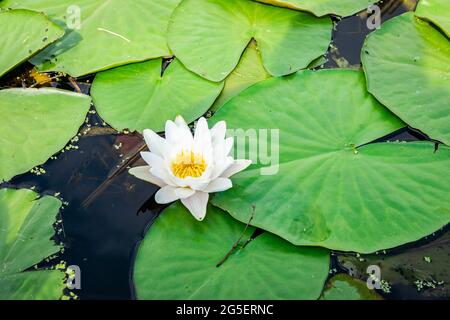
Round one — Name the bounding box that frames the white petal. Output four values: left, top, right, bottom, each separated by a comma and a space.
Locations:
173, 175, 210, 191
223, 137, 234, 156
143, 129, 165, 157
128, 166, 166, 187
210, 121, 226, 145
165, 120, 178, 140
203, 178, 232, 193
141, 152, 175, 186
175, 115, 187, 127
194, 117, 209, 138
150, 165, 175, 187
166, 119, 193, 146
193, 117, 211, 150
211, 156, 234, 180
181, 192, 209, 221
155, 186, 195, 204
141, 151, 163, 168
221, 159, 252, 178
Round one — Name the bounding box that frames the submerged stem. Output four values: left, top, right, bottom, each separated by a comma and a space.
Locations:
216, 205, 255, 268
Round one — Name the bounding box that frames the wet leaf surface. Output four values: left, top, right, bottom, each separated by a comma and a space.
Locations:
255, 0, 375, 17
0, 9, 63, 77
415, 0, 450, 36
91, 58, 223, 133
0, 188, 65, 300
210, 40, 271, 112
168, 0, 332, 81
211, 69, 450, 252
134, 203, 330, 300
362, 12, 450, 145
0, 88, 91, 182
0, 0, 182, 77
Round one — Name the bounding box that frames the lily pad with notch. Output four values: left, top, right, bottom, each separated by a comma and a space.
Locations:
168, 0, 332, 82
415, 0, 450, 36
210, 69, 450, 253
210, 40, 271, 112
362, 12, 450, 145
0, 9, 64, 78
0, 88, 91, 182
0, 0, 182, 77
91, 58, 224, 133
134, 203, 330, 299
0, 188, 65, 300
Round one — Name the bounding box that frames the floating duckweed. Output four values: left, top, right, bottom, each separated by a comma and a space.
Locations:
380, 280, 391, 293
414, 279, 441, 291
56, 261, 67, 270
82, 127, 92, 135
30, 166, 46, 176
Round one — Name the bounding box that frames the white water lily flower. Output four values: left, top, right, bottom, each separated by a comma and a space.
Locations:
129, 116, 252, 221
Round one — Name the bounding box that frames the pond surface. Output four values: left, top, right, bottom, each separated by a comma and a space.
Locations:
1, 0, 448, 300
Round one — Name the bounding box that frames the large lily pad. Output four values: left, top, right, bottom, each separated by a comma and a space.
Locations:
0, 188, 65, 300
362, 12, 450, 145
0, 9, 64, 77
255, 0, 375, 17
211, 69, 450, 253
0, 88, 91, 182
211, 40, 271, 112
321, 274, 382, 300
168, 0, 332, 82
415, 0, 450, 36
0, 0, 181, 77
91, 58, 223, 133
134, 203, 330, 299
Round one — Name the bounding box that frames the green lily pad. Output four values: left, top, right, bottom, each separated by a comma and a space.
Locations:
168, 0, 332, 82
362, 12, 450, 145
254, 0, 375, 17
0, 9, 64, 77
211, 40, 271, 112
134, 203, 330, 299
0, 88, 91, 182
307, 54, 328, 69
415, 0, 450, 36
211, 69, 450, 253
0, 0, 181, 77
91, 58, 223, 133
0, 188, 65, 300
321, 274, 382, 300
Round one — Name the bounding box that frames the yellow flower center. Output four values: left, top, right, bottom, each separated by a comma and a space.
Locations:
171, 150, 207, 179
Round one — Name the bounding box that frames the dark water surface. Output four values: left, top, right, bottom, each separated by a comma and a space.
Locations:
1, 0, 449, 300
